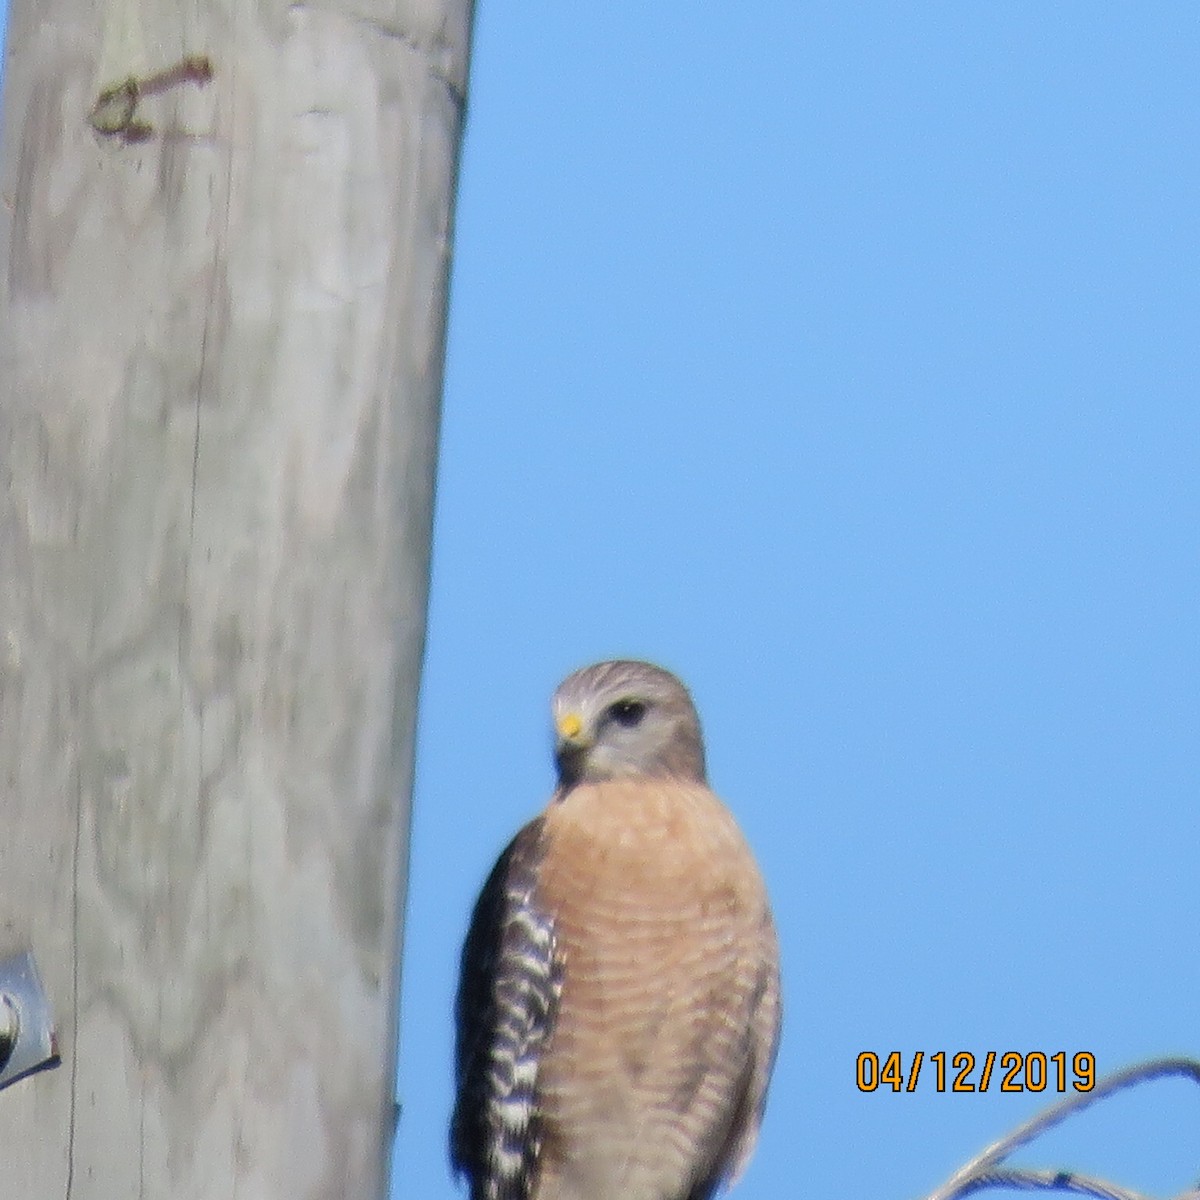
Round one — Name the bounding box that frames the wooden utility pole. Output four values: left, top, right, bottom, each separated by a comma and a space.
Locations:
0, 1, 472, 1196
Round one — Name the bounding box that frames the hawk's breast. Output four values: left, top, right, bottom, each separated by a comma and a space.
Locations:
532, 779, 776, 1200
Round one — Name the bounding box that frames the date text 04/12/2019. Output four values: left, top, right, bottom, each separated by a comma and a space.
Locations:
856, 1051, 1096, 1094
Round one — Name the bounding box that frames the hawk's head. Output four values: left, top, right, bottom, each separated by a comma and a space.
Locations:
551, 659, 707, 787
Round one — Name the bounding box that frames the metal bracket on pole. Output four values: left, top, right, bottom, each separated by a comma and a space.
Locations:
0, 951, 59, 1091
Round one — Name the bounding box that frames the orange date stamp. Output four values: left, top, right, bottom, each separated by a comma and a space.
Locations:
856, 1050, 1096, 1093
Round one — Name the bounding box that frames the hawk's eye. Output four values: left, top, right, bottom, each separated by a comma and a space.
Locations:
608, 699, 647, 728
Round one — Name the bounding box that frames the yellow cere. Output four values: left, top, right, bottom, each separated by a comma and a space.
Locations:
557, 712, 583, 740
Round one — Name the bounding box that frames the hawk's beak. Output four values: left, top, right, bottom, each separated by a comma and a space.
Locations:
555, 712, 590, 748
554, 711, 591, 784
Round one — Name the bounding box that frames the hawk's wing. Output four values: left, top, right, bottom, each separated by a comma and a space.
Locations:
451, 820, 562, 1200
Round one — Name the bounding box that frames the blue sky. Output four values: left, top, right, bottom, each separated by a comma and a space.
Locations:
1, 3, 1196, 1198
396, 5, 1198, 1200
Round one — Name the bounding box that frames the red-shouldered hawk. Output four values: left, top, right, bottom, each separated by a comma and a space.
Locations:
451, 660, 781, 1200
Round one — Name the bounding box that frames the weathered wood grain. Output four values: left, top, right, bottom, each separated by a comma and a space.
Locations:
0, 1, 472, 1195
